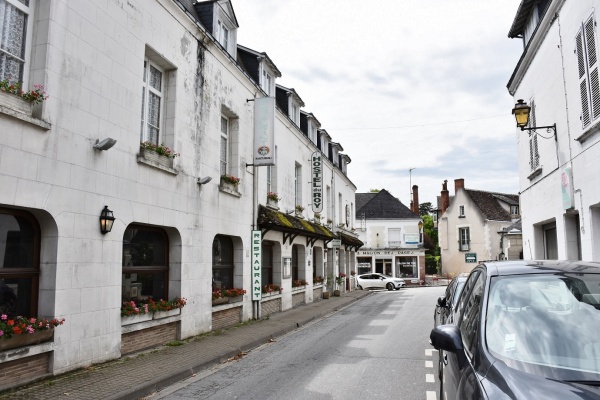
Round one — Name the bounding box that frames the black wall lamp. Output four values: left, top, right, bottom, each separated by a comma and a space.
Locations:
99, 206, 115, 234
511, 99, 557, 141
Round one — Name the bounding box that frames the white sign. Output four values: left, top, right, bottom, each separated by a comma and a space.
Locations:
253, 97, 275, 166
332, 239, 341, 247
404, 233, 419, 245
311, 151, 323, 213
251, 230, 262, 301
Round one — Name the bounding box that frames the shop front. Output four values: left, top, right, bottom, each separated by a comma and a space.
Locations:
355, 249, 426, 285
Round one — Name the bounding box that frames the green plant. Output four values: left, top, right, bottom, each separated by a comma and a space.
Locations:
0, 80, 48, 104
292, 279, 308, 287
212, 288, 246, 300
313, 213, 321, 220
221, 174, 241, 186
120, 297, 187, 317
335, 273, 347, 286
295, 204, 304, 212
313, 276, 324, 284
0, 314, 65, 339
267, 192, 280, 201
262, 283, 282, 294
140, 141, 180, 158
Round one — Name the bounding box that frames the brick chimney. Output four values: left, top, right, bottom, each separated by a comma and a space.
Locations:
441, 180, 449, 214
412, 185, 419, 214
454, 178, 464, 193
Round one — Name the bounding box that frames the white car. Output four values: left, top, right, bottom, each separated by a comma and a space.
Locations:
356, 273, 405, 291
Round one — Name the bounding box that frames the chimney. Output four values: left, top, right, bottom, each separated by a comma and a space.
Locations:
441, 180, 449, 214
412, 185, 419, 214
454, 178, 464, 193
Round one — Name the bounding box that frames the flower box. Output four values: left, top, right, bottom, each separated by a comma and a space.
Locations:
0, 330, 53, 352
0, 91, 32, 115
212, 297, 229, 306
267, 198, 279, 208
121, 313, 152, 326
229, 295, 244, 304
140, 148, 172, 167
153, 308, 181, 319
220, 181, 238, 193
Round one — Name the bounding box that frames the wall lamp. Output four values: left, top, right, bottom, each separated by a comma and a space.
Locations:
93, 138, 117, 150
511, 99, 557, 141
99, 206, 115, 234
197, 176, 212, 185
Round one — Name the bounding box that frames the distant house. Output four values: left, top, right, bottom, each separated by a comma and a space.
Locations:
355, 189, 425, 284
438, 179, 522, 276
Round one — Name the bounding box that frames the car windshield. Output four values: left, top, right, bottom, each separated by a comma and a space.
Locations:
486, 273, 600, 378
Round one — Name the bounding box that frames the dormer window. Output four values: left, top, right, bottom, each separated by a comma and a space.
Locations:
261, 68, 273, 96
217, 20, 229, 51
290, 102, 299, 125
510, 205, 519, 215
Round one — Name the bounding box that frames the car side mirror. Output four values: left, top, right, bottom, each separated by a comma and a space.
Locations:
430, 324, 466, 369
437, 297, 447, 308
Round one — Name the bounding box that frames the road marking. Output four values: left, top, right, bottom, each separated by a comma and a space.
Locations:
426, 391, 437, 400
425, 360, 433, 368
426, 374, 435, 383
425, 349, 437, 356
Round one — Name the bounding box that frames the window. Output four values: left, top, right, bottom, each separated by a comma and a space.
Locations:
0, 0, 33, 84
0, 208, 40, 318
459, 205, 465, 217
212, 235, 234, 290
262, 242, 273, 286
261, 68, 272, 96
576, 15, 600, 129
291, 103, 299, 125
292, 245, 299, 281
510, 205, 519, 215
217, 20, 229, 51
459, 227, 470, 251
220, 115, 229, 176
388, 228, 401, 247
294, 163, 302, 207
141, 59, 165, 145
122, 225, 169, 300
459, 270, 485, 356
528, 100, 540, 170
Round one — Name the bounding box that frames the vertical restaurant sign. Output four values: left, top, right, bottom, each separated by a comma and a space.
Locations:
253, 97, 275, 166
311, 151, 323, 213
251, 230, 262, 301
561, 164, 574, 210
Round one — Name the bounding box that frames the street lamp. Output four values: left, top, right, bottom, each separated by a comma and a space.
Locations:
418, 220, 423, 243
511, 99, 557, 140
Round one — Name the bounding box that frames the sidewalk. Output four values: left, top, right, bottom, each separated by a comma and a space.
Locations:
0, 290, 371, 400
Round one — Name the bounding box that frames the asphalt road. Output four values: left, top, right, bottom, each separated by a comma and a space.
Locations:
151, 286, 446, 400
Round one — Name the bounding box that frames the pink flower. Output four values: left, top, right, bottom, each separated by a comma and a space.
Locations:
26, 326, 34, 334
29, 318, 36, 323
0, 330, 3, 336
1, 314, 6, 321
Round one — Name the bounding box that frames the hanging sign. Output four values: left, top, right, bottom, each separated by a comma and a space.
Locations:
311, 151, 323, 213
253, 97, 275, 166
251, 230, 262, 301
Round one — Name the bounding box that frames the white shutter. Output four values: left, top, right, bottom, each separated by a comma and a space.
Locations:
529, 101, 540, 170
577, 29, 591, 127
585, 17, 600, 120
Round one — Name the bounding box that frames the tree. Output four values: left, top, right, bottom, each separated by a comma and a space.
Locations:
369, 188, 380, 193
419, 202, 433, 216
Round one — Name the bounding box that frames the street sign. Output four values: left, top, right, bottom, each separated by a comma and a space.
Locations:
331, 239, 341, 247
251, 230, 262, 300
465, 253, 477, 263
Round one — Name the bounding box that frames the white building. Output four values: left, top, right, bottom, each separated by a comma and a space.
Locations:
0, 0, 359, 389
355, 189, 425, 284
507, 0, 600, 261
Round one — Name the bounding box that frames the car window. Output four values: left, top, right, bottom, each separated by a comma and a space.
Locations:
452, 281, 466, 308
459, 271, 485, 356
445, 280, 457, 302
456, 271, 481, 319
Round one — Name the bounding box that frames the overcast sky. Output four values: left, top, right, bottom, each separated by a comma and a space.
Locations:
232, 0, 525, 207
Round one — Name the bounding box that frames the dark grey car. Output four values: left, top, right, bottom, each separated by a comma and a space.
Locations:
431, 260, 600, 400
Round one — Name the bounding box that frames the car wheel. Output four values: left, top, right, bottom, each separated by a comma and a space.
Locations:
386, 283, 394, 291
357, 285, 363, 290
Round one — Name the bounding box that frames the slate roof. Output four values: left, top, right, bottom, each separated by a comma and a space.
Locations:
464, 189, 519, 222
355, 189, 419, 219
257, 205, 334, 240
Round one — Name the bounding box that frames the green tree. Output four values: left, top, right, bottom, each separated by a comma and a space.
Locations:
419, 202, 433, 216
422, 214, 440, 274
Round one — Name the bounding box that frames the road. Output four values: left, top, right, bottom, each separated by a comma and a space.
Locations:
151, 286, 446, 400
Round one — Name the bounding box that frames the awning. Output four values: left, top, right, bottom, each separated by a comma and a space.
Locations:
257, 205, 335, 247
338, 232, 364, 252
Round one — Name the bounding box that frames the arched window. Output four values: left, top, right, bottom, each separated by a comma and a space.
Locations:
0, 208, 40, 318
122, 225, 169, 300
212, 235, 234, 290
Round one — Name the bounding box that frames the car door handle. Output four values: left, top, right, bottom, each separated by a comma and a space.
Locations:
443, 353, 448, 366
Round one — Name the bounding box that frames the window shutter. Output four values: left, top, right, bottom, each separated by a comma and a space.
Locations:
577, 29, 592, 127
528, 101, 540, 170
585, 17, 600, 120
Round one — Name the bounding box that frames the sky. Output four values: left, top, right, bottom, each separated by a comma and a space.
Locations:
231, 0, 525, 207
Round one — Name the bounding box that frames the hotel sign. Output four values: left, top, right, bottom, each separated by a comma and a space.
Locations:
251, 230, 262, 300
253, 97, 275, 166
311, 151, 323, 213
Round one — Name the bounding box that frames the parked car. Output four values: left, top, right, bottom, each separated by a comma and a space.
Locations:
356, 273, 405, 291
430, 260, 600, 400
434, 273, 469, 329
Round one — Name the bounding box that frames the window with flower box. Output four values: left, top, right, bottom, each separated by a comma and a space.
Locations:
212, 235, 234, 290
0, 208, 40, 318
122, 225, 169, 301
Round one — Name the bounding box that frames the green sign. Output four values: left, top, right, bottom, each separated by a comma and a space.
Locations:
465, 253, 477, 263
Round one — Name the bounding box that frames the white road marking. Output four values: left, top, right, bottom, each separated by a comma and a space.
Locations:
425, 349, 437, 356
426, 391, 437, 400
426, 374, 435, 383
425, 360, 433, 368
